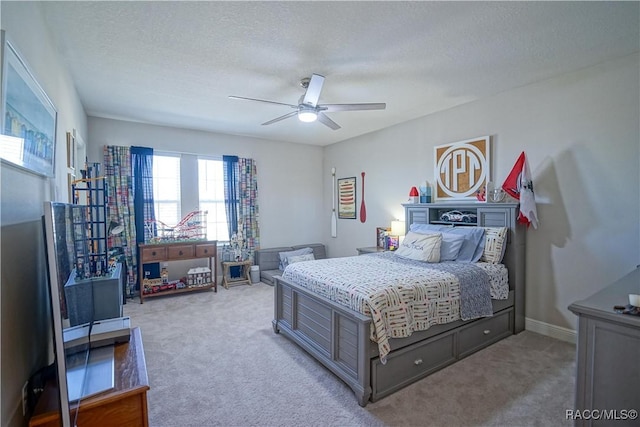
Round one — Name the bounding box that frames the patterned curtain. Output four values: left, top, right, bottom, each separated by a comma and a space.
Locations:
223, 156, 260, 260
238, 158, 259, 258
103, 146, 138, 296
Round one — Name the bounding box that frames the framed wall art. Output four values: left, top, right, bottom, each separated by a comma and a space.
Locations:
0, 30, 57, 177
434, 136, 490, 202
66, 130, 75, 171
337, 176, 356, 219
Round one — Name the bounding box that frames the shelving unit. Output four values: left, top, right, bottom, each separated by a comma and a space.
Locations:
71, 162, 109, 280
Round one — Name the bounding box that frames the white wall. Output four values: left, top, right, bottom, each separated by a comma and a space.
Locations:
324, 53, 640, 331
1, 2, 88, 426
87, 118, 325, 249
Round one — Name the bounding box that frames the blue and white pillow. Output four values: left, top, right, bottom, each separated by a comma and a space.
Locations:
279, 247, 314, 269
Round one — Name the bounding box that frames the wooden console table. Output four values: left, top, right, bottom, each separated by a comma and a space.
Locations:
29, 327, 149, 427
221, 260, 252, 289
138, 240, 217, 303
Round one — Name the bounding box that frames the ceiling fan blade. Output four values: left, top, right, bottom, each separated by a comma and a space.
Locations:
261, 111, 298, 126
302, 74, 325, 107
229, 95, 297, 108
321, 103, 386, 112
317, 113, 341, 130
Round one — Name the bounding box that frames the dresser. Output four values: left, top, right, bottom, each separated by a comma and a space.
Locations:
568, 268, 640, 426
138, 240, 217, 303
29, 327, 149, 427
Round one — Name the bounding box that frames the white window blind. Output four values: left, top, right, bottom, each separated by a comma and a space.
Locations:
152, 154, 181, 234
198, 158, 230, 242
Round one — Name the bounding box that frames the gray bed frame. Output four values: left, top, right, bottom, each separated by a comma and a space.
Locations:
273, 202, 525, 406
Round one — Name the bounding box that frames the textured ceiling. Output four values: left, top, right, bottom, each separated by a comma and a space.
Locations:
38, 1, 639, 146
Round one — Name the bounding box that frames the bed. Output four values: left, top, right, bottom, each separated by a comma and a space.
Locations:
273, 202, 525, 406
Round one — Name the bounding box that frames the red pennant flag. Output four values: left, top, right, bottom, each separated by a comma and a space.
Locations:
502, 152, 525, 200
502, 151, 538, 228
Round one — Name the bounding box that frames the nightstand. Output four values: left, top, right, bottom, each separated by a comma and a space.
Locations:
356, 246, 387, 255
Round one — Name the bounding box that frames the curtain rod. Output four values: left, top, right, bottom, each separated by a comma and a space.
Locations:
153, 149, 224, 160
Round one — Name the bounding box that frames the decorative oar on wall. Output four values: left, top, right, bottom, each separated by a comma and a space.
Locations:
360, 171, 367, 223
331, 167, 337, 237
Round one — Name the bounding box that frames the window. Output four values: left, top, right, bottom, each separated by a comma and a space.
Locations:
151, 154, 230, 243
152, 154, 181, 237
198, 158, 229, 242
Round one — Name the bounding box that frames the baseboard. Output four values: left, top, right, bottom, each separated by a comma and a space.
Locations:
525, 317, 576, 344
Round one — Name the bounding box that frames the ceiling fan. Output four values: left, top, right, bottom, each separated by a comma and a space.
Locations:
229, 74, 386, 130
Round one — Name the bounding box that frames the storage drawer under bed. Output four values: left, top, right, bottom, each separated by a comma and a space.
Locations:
458, 308, 513, 357
370, 308, 513, 402
372, 331, 456, 400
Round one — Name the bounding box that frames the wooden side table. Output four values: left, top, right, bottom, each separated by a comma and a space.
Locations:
221, 260, 252, 289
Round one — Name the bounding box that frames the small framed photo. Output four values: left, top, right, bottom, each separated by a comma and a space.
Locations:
386, 235, 400, 251
376, 227, 390, 249
66, 131, 76, 170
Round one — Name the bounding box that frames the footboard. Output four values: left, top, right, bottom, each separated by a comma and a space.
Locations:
273, 275, 373, 406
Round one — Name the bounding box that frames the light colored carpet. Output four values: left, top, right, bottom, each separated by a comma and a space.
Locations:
124, 282, 576, 427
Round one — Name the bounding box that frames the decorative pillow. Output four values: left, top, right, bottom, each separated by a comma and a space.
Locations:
395, 231, 442, 263
410, 223, 484, 262
481, 227, 508, 263
439, 232, 466, 261
279, 247, 313, 270
286, 253, 315, 265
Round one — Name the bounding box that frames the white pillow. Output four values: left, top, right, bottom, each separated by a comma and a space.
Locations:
286, 253, 315, 265
395, 231, 442, 263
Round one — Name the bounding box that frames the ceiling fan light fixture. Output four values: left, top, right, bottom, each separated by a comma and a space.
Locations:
298, 108, 317, 123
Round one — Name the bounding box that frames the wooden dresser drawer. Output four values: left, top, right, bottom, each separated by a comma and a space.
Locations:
167, 245, 194, 260
195, 243, 216, 258
458, 309, 512, 358
372, 332, 455, 399
140, 246, 166, 263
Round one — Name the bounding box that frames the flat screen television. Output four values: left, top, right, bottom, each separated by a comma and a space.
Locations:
42, 201, 121, 426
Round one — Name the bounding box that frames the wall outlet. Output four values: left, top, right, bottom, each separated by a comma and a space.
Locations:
22, 381, 28, 416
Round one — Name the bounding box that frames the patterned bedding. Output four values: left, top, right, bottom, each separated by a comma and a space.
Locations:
281, 252, 508, 362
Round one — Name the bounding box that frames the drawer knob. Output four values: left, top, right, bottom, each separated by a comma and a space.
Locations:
204, 249, 208, 254
483, 329, 491, 335
414, 358, 423, 365
152, 251, 156, 256
179, 251, 183, 255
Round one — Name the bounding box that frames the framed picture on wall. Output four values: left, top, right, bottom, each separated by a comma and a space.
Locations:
66, 131, 76, 171
0, 30, 57, 177
434, 136, 490, 202
337, 176, 357, 219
